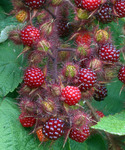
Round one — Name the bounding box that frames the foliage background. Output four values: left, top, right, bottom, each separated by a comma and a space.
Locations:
0, 0, 125, 150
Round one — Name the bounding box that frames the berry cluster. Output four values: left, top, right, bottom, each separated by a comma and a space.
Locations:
74, 0, 125, 23
10, 0, 125, 147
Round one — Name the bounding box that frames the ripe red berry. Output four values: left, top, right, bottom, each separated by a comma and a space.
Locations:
96, 3, 114, 23
118, 66, 125, 84
24, 67, 44, 88
93, 85, 108, 101
96, 110, 105, 118
69, 125, 90, 142
114, 0, 125, 18
82, 0, 101, 11
78, 68, 97, 91
99, 43, 120, 62
61, 86, 81, 106
24, 0, 45, 9
21, 25, 40, 46
42, 118, 64, 140
76, 32, 91, 46
19, 113, 36, 127
56, 19, 71, 37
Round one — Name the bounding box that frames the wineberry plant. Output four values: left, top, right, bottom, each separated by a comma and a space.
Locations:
0, 0, 125, 150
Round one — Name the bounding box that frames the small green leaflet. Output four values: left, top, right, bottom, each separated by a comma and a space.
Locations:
92, 111, 125, 136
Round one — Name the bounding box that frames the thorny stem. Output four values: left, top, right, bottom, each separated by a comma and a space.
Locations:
58, 47, 76, 52
85, 100, 117, 150
29, 10, 33, 26
47, 52, 55, 61
43, 7, 56, 19
105, 133, 117, 150
54, 53, 58, 82
121, 47, 125, 61
85, 100, 100, 121
116, 138, 125, 147
64, 0, 76, 10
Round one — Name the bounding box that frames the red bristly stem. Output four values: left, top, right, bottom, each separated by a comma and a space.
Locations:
53, 49, 58, 83
58, 47, 76, 52
65, 0, 76, 10
85, 100, 100, 121
47, 52, 55, 61
44, 7, 56, 19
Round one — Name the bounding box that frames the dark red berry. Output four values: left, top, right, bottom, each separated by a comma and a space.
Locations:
96, 110, 105, 118
69, 125, 90, 142
56, 19, 71, 37
24, 67, 44, 88
99, 43, 120, 62
19, 113, 36, 127
61, 86, 81, 105
21, 25, 40, 46
93, 85, 108, 101
96, 3, 114, 23
114, 0, 125, 18
78, 68, 97, 91
24, 0, 45, 9
118, 66, 125, 84
74, 0, 84, 9
82, 0, 101, 11
42, 118, 64, 140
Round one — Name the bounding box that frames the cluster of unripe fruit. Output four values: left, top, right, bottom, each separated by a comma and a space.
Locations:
10, 0, 125, 146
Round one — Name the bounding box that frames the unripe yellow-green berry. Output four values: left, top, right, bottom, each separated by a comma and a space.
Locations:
65, 65, 77, 78
77, 9, 89, 20
16, 10, 28, 22
95, 29, 109, 42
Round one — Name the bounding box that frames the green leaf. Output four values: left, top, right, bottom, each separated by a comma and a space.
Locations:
92, 111, 125, 136
50, 137, 71, 150
0, 16, 25, 43
0, 97, 44, 150
68, 133, 108, 150
0, 0, 13, 13
0, 15, 20, 31
0, 6, 6, 20
69, 138, 88, 150
86, 133, 108, 150
92, 80, 125, 115
0, 40, 25, 97
0, 6, 25, 43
